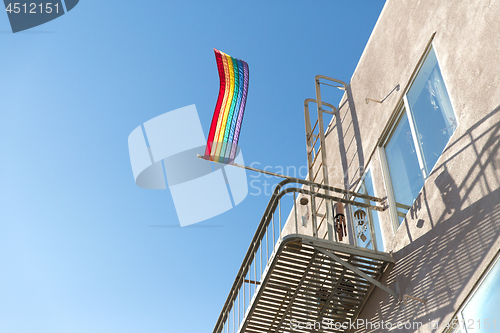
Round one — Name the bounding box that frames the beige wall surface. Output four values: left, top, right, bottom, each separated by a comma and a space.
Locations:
292, 0, 500, 332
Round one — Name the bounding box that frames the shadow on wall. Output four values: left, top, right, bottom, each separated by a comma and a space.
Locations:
326, 84, 366, 192
356, 105, 500, 332
326, 83, 400, 192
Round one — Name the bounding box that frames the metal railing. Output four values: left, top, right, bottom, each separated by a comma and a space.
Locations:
212, 178, 386, 333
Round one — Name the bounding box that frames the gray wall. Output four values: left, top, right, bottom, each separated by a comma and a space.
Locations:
296, 0, 500, 331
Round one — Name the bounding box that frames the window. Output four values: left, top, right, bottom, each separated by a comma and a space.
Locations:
384, 111, 424, 224
351, 168, 385, 251
382, 46, 457, 226
446, 255, 500, 333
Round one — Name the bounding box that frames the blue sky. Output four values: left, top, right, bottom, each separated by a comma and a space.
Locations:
0, 1, 385, 332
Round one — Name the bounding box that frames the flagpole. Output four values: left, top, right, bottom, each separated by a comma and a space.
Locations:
196, 154, 384, 203
196, 154, 296, 181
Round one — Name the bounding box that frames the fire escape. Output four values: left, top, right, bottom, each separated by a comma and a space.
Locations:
211, 77, 422, 333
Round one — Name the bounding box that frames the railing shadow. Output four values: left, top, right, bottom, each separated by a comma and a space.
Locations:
353, 105, 500, 332
328, 84, 366, 192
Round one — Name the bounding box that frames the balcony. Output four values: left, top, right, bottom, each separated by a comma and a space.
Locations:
212, 178, 399, 333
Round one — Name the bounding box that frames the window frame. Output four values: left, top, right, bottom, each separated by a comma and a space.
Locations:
445, 253, 500, 333
380, 43, 458, 231
379, 106, 414, 232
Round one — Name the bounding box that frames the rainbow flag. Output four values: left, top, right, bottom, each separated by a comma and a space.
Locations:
205, 49, 249, 163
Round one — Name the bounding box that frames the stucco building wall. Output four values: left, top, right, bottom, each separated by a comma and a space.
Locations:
284, 0, 500, 331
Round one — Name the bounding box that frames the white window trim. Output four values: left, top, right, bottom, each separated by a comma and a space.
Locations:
379, 43, 459, 231
403, 94, 428, 179
444, 253, 500, 333
378, 144, 400, 234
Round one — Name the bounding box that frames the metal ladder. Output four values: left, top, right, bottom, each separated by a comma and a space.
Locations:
303, 76, 348, 241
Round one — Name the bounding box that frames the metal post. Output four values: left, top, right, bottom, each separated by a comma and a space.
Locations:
253, 254, 256, 296
279, 201, 282, 240
243, 273, 246, 317
310, 193, 318, 238
293, 192, 298, 233
304, 99, 315, 182
266, 224, 269, 263
315, 77, 333, 241
260, 242, 263, 279
368, 208, 377, 251
272, 214, 275, 251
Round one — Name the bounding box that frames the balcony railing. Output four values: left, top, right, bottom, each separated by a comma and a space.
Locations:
212, 178, 392, 333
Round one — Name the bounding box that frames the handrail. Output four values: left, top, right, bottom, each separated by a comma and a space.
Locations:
211, 179, 386, 333
211, 178, 291, 333
315, 75, 348, 91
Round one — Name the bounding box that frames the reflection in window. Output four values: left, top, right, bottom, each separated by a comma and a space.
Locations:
385, 112, 424, 214
406, 48, 457, 174
460, 257, 500, 332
